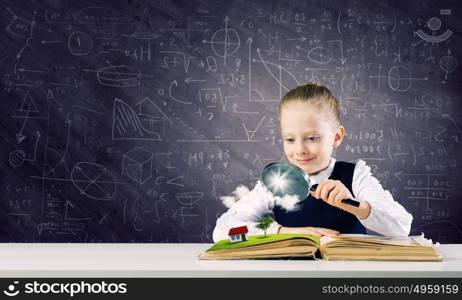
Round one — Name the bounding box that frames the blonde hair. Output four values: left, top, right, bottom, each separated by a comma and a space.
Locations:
279, 82, 340, 126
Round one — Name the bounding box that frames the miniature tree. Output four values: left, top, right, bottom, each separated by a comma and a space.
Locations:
256, 216, 275, 237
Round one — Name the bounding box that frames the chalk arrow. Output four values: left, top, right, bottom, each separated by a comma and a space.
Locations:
16, 133, 26, 144
168, 80, 192, 104
184, 77, 206, 84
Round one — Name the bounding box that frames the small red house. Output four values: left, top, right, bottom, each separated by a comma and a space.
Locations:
228, 226, 249, 243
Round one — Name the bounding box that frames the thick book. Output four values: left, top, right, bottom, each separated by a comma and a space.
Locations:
199, 233, 442, 261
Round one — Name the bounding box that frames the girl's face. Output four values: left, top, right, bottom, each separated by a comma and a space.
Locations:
280, 102, 344, 176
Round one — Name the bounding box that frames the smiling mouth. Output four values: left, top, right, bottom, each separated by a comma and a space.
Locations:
295, 158, 314, 162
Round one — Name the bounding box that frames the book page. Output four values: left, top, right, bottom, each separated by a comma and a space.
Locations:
320, 234, 428, 247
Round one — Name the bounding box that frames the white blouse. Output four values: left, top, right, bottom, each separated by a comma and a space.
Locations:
212, 158, 413, 243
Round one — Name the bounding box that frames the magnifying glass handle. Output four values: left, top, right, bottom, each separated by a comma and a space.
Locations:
341, 198, 360, 207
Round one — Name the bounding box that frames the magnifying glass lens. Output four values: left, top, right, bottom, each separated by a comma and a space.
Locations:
262, 162, 309, 200
262, 162, 360, 207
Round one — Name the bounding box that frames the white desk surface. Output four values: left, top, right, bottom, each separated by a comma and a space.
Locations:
0, 243, 460, 278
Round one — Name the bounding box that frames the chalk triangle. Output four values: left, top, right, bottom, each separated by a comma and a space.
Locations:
19, 91, 39, 112
47, 89, 55, 100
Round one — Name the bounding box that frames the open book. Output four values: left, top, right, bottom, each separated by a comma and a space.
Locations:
199, 233, 443, 261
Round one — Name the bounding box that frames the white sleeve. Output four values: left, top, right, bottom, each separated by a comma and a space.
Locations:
352, 160, 413, 237
212, 181, 282, 243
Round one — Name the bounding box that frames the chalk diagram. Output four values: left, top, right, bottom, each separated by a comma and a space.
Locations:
177, 192, 203, 207
43, 118, 73, 179
29, 140, 125, 201
296, 40, 346, 65
306, 46, 333, 64
203, 16, 240, 66
123, 8, 159, 40
198, 88, 225, 111
136, 96, 172, 133
96, 65, 141, 87
8, 131, 40, 168
168, 80, 192, 105
83, 64, 143, 88
9, 91, 42, 168
414, 15, 453, 44
247, 38, 300, 101
67, 31, 93, 56
388, 65, 428, 92
9, 150, 27, 168
439, 49, 458, 80
71, 162, 117, 201
13, 60, 51, 81
177, 115, 266, 143
112, 97, 170, 140
122, 147, 153, 185
176, 192, 203, 225
16, 91, 38, 143
6, 7, 39, 59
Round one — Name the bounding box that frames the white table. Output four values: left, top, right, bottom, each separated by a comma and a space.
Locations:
0, 243, 460, 277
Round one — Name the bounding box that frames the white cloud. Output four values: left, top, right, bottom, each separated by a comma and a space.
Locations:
275, 194, 301, 212
219, 183, 300, 212
219, 185, 251, 208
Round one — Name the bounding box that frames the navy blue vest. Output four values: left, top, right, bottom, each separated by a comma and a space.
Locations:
273, 161, 366, 234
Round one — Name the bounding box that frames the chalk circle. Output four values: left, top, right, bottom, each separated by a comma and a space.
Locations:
97, 65, 141, 87
71, 162, 116, 200
211, 28, 240, 58
176, 192, 204, 206
440, 55, 458, 74
388, 66, 412, 92
68, 31, 93, 56
308, 47, 333, 64
9, 150, 25, 168
427, 17, 442, 31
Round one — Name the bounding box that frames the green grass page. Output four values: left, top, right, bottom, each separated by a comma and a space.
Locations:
207, 234, 320, 251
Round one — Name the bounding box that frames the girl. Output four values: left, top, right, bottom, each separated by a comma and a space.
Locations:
213, 82, 413, 242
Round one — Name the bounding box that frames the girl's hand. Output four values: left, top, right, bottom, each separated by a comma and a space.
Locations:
311, 179, 354, 209
278, 226, 339, 236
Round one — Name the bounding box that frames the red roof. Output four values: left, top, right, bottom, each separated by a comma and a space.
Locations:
228, 226, 248, 235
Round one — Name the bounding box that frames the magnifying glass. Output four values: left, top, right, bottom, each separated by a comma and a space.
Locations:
261, 162, 360, 207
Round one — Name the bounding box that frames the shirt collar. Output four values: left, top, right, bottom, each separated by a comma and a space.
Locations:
308, 157, 336, 185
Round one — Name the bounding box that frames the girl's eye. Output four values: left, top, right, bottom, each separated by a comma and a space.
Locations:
285, 138, 295, 143
306, 136, 319, 141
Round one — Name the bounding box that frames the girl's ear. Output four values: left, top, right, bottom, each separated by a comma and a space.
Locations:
333, 125, 345, 149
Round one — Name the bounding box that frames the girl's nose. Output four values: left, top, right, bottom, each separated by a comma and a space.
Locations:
295, 141, 308, 155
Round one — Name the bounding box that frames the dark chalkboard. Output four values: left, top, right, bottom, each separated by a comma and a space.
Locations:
1, 0, 461, 243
